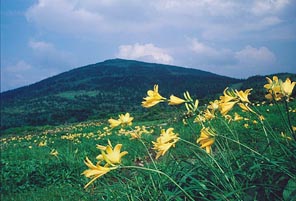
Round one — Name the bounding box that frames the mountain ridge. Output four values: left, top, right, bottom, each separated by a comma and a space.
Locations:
2, 58, 294, 130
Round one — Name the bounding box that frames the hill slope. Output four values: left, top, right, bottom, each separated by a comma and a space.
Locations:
1, 59, 241, 129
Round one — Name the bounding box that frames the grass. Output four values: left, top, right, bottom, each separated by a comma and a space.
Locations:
1, 81, 296, 200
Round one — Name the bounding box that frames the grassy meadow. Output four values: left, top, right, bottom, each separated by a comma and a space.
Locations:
1, 77, 296, 200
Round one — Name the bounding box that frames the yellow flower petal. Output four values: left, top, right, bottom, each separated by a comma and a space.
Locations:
168, 95, 186, 105
142, 84, 166, 108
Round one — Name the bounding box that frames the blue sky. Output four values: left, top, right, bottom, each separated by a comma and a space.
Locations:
1, 0, 296, 92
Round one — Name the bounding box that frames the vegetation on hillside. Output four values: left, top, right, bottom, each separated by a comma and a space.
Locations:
1, 59, 241, 130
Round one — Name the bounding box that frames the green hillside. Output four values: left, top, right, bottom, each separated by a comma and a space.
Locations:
1, 59, 241, 130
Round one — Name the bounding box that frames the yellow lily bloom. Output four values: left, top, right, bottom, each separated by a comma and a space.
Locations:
96, 141, 128, 166
194, 115, 206, 123
208, 100, 219, 111
282, 77, 295, 97
235, 89, 252, 103
119, 113, 134, 126
238, 103, 256, 114
219, 101, 238, 116
50, 149, 58, 157
220, 88, 237, 103
264, 76, 284, 101
142, 85, 166, 108
224, 114, 232, 123
152, 128, 179, 159
234, 112, 243, 121
108, 118, 121, 128
38, 141, 47, 147
203, 109, 215, 120
168, 95, 186, 105
264, 76, 278, 90
196, 127, 216, 154
82, 157, 114, 188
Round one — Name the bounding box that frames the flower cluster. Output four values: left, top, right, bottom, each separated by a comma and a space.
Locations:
108, 113, 134, 128
118, 126, 154, 139
82, 76, 295, 189
264, 76, 295, 101
152, 128, 179, 159
141, 84, 166, 108
218, 88, 254, 116
141, 85, 194, 108
196, 127, 216, 154
82, 140, 128, 188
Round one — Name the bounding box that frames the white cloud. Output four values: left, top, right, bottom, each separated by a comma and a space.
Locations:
251, 0, 290, 15
186, 39, 278, 77
189, 38, 235, 65
235, 45, 276, 66
243, 16, 282, 31
3, 60, 32, 73
190, 39, 220, 56
26, 0, 104, 35
29, 40, 54, 52
28, 39, 74, 70
117, 43, 173, 64
1, 61, 35, 91
25, 0, 293, 42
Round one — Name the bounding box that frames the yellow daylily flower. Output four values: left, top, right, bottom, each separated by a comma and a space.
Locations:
203, 109, 215, 120
50, 149, 58, 157
152, 128, 179, 159
142, 84, 166, 108
82, 157, 114, 188
108, 118, 121, 128
234, 112, 243, 121
96, 141, 128, 166
108, 113, 134, 128
219, 101, 238, 116
281, 132, 292, 140
96, 144, 107, 151
119, 113, 134, 126
264, 76, 284, 101
194, 115, 206, 123
168, 95, 186, 105
235, 89, 252, 103
238, 103, 256, 114
264, 76, 278, 90
224, 114, 232, 123
220, 88, 237, 103
38, 141, 47, 147
208, 100, 219, 111
281, 77, 295, 97
196, 127, 216, 154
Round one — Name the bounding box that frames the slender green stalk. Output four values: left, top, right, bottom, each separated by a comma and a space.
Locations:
139, 139, 158, 170
259, 119, 272, 154
179, 139, 239, 195
121, 165, 195, 201
274, 101, 292, 134
284, 100, 296, 140
218, 134, 295, 179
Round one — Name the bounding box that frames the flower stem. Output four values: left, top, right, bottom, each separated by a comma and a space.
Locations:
121, 165, 195, 201
284, 100, 296, 141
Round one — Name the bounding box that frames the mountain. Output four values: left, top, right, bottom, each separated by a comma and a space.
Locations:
1, 59, 241, 130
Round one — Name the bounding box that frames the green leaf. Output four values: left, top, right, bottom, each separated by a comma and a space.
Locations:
283, 178, 296, 201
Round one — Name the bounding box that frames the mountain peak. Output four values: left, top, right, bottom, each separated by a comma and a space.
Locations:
1, 59, 241, 130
